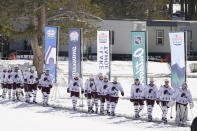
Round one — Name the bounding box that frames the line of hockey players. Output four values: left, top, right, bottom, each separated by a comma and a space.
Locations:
67, 73, 194, 126
0, 66, 195, 126
0, 66, 53, 106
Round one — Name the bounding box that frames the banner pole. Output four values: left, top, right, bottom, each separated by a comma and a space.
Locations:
146, 30, 148, 85
185, 31, 187, 82
56, 26, 60, 83
110, 30, 112, 80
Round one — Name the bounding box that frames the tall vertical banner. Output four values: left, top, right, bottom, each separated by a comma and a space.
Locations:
97, 31, 110, 77
44, 26, 58, 82
169, 32, 186, 89
68, 29, 81, 84
131, 31, 147, 85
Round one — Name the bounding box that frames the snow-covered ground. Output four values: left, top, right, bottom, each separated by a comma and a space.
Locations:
0, 60, 196, 131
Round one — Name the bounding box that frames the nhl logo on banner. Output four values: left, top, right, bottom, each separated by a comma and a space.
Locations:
47, 29, 56, 39
99, 33, 108, 43
172, 35, 183, 46
134, 36, 142, 45
70, 31, 79, 42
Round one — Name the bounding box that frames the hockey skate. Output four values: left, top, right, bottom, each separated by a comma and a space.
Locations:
148, 115, 152, 122
111, 112, 115, 116
95, 108, 98, 114
107, 110, 110, 115
33, 100, 37, 104
135, 113, 140, 118
73, 107, 76, 111
162, 117, 167, 124
88, 107, 91, 113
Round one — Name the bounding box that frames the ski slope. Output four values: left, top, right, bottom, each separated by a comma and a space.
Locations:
0, 60, 196, 131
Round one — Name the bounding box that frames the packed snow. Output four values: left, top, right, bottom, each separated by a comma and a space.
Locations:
0, 60, 196, 131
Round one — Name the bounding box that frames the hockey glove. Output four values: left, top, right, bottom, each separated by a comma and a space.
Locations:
38, 86, 42, 90
8, 75, 11, 79
81, 90, 84, 94
49, 85, 52, 88
67, 88, 70, 93
44, 77, 48, 81
189, 102, 194, 109
130, 99, 134, 102
121, 92, 124, 96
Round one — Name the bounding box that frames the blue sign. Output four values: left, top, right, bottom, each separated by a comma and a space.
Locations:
131, 31, 147, 85
44, 26, 58, 82
68, 29, 81, 84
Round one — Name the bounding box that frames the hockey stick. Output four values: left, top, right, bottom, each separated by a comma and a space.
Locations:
190, 107, 194, 120
170, 107, 173, 119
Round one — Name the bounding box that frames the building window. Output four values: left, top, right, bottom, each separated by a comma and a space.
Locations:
156, 30, 164, 45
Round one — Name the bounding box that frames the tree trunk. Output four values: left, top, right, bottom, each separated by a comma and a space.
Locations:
185, 0, 188, 20
30, 7, 46, 78
180, 0, 184, 12
168, 0, 173, 17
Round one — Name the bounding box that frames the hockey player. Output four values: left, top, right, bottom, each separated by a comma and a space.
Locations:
130, 78, 145, 118
67, 73, 84, 110
39, 69, 53, 106
94, 73, 104, 113
26, 67, 38, 103
1, 68, 8, 99
6, 68, 13, 100
11, 66, 23, 101
108, 77, 124, 116
144, 78, 158, 121
84, 74, 96, 113
156, 79, 174, 124
99, 75, 110, 115
23, 68, 29, 103
171, 82, 194, 126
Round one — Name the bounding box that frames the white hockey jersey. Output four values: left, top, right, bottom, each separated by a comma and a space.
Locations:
172, 88, 193, 105
27, 72, 38, 84
84, 79, 97, 94
130, 84, 144, 99
23, 70, 29, 84
0, 72, 7, 84
144, 84, 158, 100
68, 78, 83, 92
39, 73, 53, 87
99, 81, 110, 96
95, 78, 103, 93
157, 85, 174, 102
11, 71, 23, 84
108, 82, 124, 97
6, 72, 13, 84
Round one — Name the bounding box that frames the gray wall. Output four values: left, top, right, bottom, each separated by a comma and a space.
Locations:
91, 20, 146, 54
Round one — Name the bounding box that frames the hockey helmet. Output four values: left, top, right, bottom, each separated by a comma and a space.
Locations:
113, 76, 118, 82
149, 78, 154, 82
164, 79, 169, 82
104, 75, 109, 79
90, 74, 94, 79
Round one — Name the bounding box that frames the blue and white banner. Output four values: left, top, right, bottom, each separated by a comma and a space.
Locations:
131, 31, 147, 85
169, 32, 186, 89
97, 31, 110, 78
44, 26, 58, 82
68, 29, 81, 84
